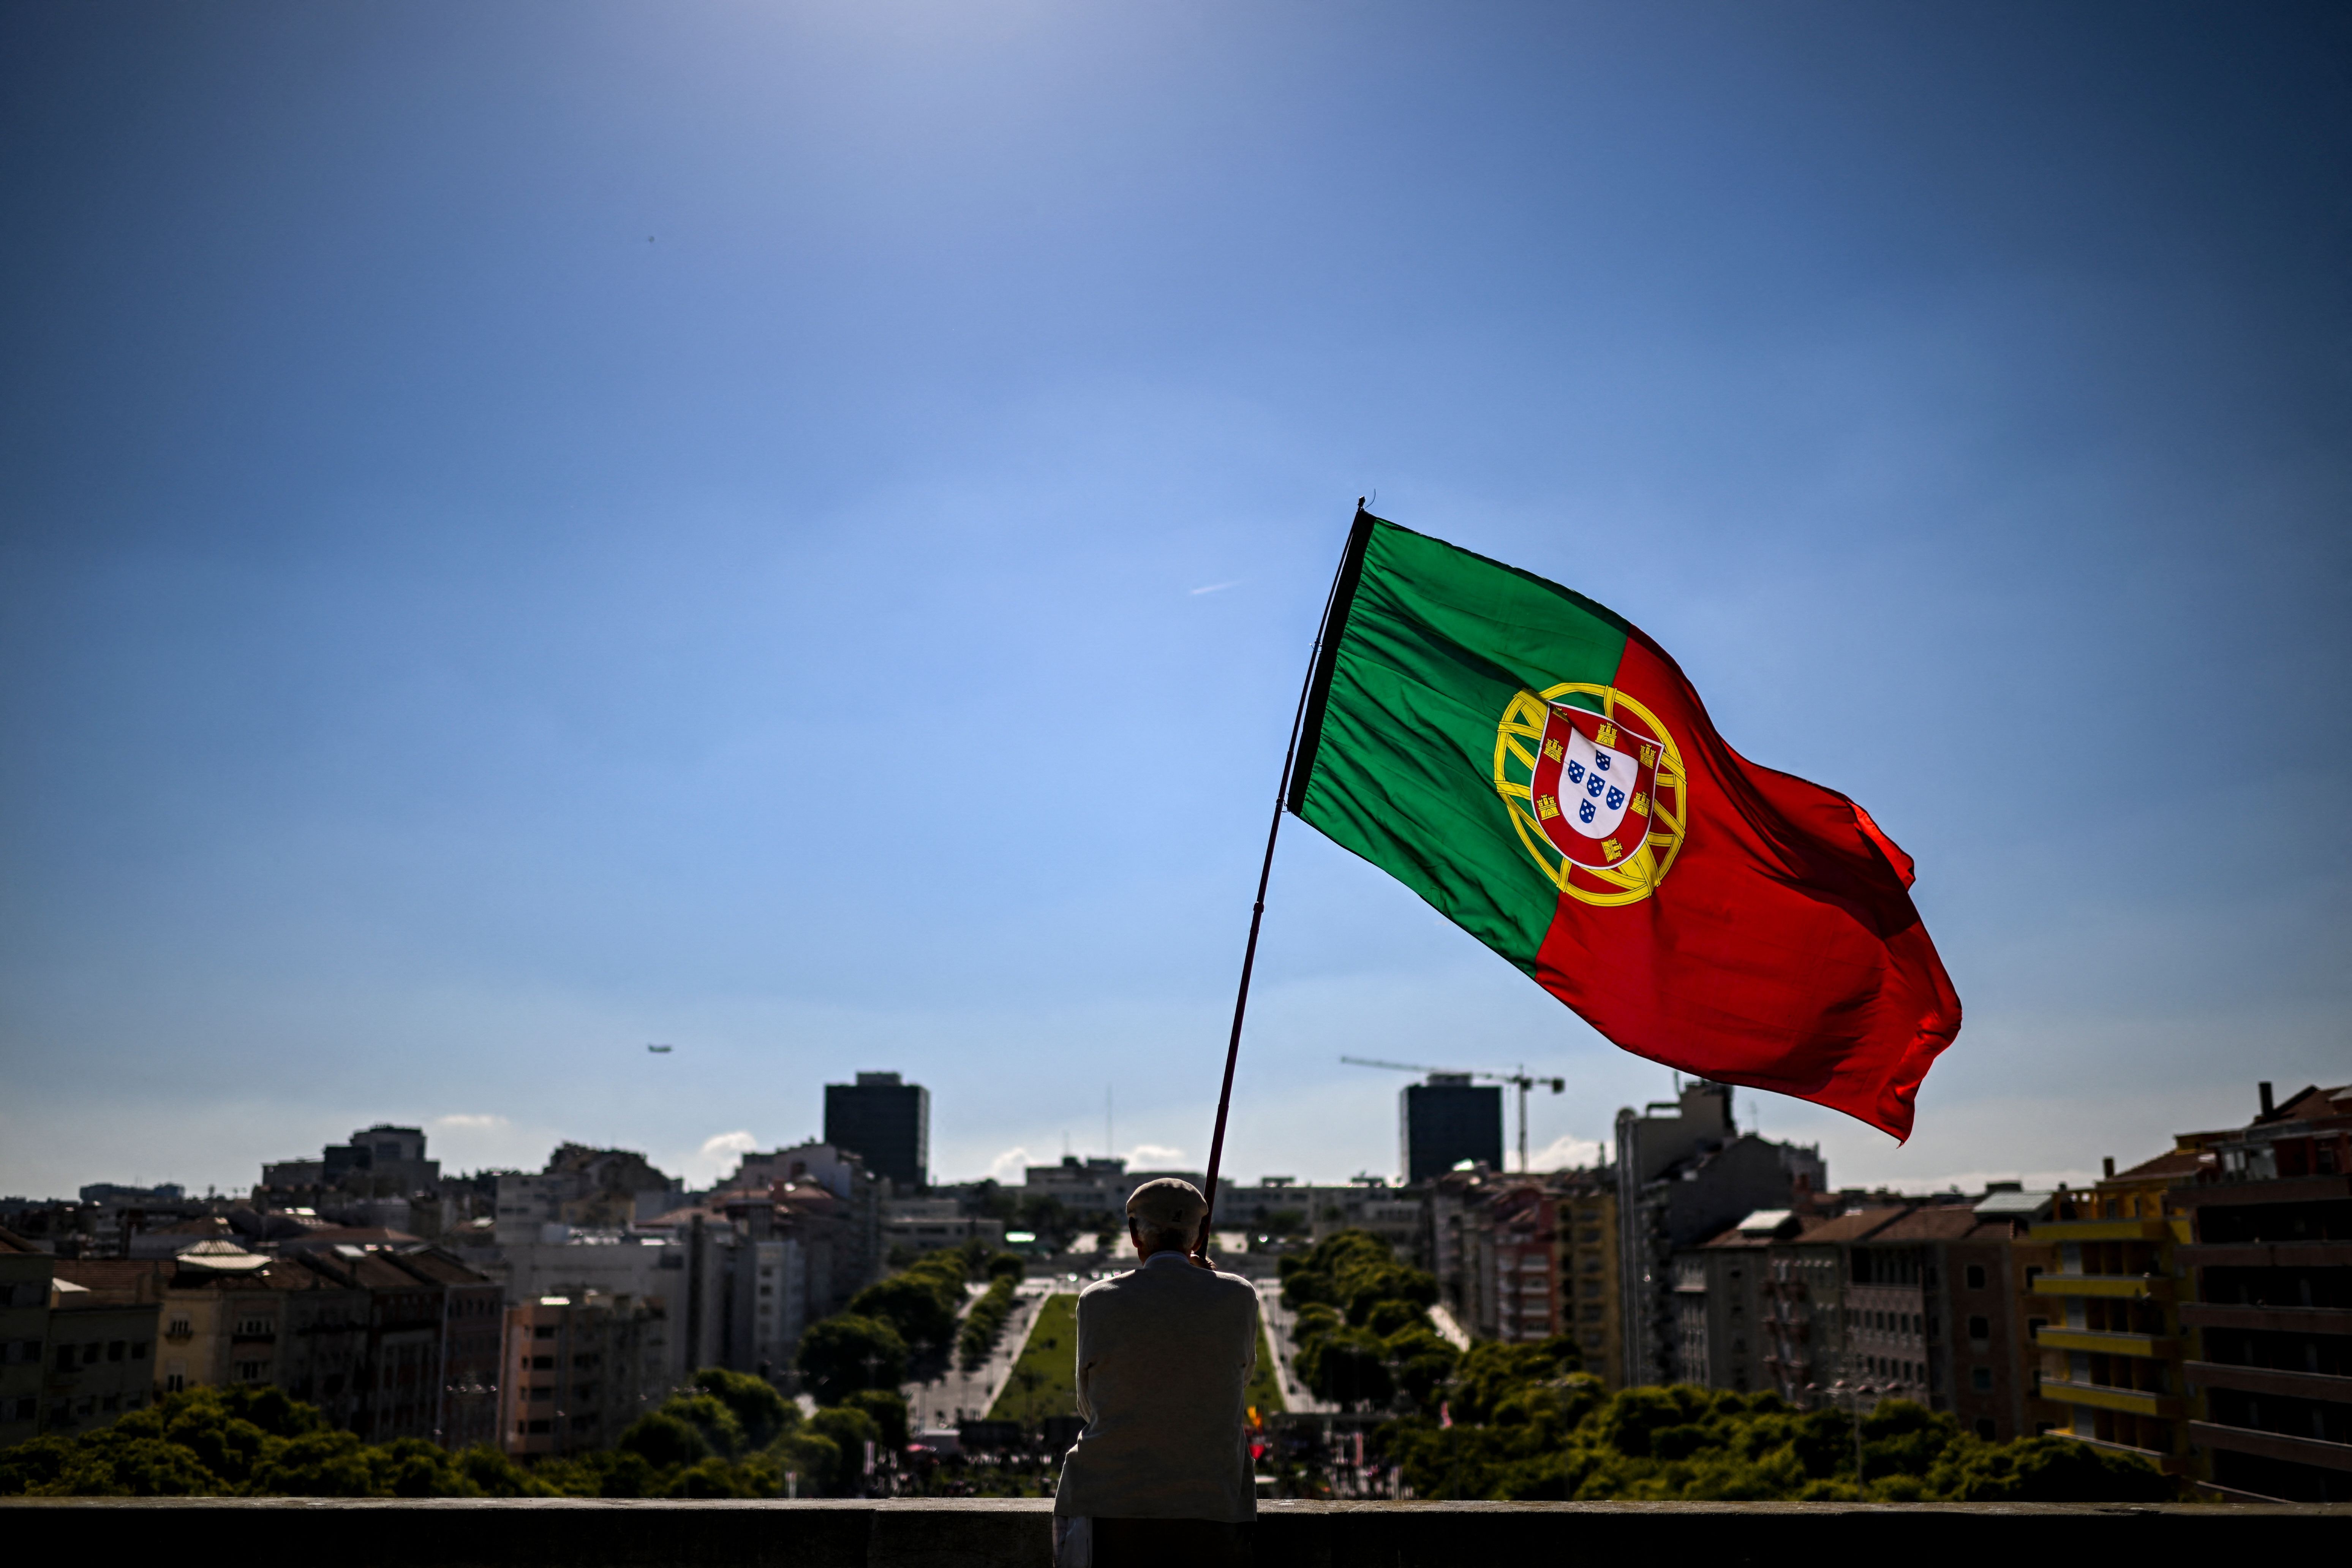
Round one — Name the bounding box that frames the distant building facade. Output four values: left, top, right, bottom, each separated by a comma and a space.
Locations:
824, 1072, 930, 1191
1, 1230, 49, 1443
884, 1198, 1008, 1261
1614, 1080, 1826, 1388
2175, 1081, 2351, 1501
1403, 1075, 1503, 1184
1424, 1166, 1622, 1383
502, 1290, 667, 1457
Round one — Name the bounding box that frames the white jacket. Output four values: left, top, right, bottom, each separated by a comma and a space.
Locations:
1051, 1254, 1259, 1522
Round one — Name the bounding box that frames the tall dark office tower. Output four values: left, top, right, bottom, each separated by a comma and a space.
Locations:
823, 1072, 930, 1191
1402, 1074, 1503, 1182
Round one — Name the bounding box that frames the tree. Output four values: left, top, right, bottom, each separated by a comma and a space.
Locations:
616, 1410, 711, 1470
842, 1388, 909, 1449
1297, 1326, 1394, 1409
809, 1402, 879, 1485
796, 1313, 909, 1403
1929, 1434, 2171, 1502
686, 1367, 795, 1448
660, 1393, 747, 1458
775, 1430, 843, 1493
849, 1272, 959, 1351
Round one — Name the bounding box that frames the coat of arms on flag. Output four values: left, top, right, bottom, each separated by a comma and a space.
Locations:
1493, 684, 1688, 906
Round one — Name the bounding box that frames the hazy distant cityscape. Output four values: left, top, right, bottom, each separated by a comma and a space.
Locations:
3, 1067, 2343, 1502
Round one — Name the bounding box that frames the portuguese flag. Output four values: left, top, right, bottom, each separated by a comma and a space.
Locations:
1288, 511, 1960, 1138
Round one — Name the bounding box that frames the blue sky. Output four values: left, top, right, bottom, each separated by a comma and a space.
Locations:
3, 2, 2346, 1201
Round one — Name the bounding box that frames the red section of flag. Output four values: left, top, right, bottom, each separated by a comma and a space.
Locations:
1531, 635, 1960, 1138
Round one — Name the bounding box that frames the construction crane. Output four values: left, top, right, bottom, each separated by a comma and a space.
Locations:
1340, 1056, 1567, 1174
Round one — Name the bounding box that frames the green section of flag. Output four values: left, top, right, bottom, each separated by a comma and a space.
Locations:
1291, 517, 1630, 973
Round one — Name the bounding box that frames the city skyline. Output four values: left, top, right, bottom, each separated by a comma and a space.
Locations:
4, 5, 2346, 1203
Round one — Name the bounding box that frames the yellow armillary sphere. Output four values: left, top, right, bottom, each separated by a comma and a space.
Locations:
1492, 681, 1689, 906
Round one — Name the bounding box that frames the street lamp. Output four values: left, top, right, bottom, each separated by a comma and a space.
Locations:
1804, 1377, 1883, 1483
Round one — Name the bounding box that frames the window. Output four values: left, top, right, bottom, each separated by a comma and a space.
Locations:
1974, 1418, 1995, 1440
54, 1345, 74, 1371
534, 1326, 556, 1340
1964, 1264, 1987, 1290
131, 1341, 149, 1360
165, 1372, 185, 1393
107, 1340, 125, 1361
1967, 1315, 1991, 1345
1971, 1367, 1993, 1393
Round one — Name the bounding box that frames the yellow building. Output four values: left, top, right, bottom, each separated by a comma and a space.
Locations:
2023, 1141, 2216, 1478
1553, 1177, 1622, 1388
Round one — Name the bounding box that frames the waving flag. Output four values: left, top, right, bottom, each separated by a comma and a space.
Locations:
1288, 512, 1959, 1137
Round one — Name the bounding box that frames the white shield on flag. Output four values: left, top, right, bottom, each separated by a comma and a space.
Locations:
1557, 722, 1639, 840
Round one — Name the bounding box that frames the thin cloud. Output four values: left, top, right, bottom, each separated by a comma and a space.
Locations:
430, 1113, 510, 1132
1125, 1143, 1187, 1167
1530, 1134, 1605, 1172
988, 1146, 1031, 1182
1188, 581, 1239, 596
700, 1130, 758, 1159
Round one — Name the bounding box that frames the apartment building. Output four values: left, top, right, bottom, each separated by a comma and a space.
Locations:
1615, 1080, 1826, 1387
2024, 1161, 2198, 1473
501, 1291, 667, 1458
2174, 1081, 2351, 1501
38, 1272, 160, 1438
1, 1229, 50, 1443
1681, 1209, 1816, 1395
1555, 1175, 1622, 1385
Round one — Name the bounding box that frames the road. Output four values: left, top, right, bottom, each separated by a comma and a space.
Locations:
899, 1278, 1058, 1430
1255, 1279, 1332, 1414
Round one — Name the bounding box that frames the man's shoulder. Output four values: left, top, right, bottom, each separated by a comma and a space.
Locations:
1082, 1262, 1256, 1299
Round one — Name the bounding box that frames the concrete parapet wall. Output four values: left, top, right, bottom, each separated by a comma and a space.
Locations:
5, 1497, 2346, 1565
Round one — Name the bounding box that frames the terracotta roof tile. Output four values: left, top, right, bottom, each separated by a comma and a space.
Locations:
1791, 1207, 1911, 1244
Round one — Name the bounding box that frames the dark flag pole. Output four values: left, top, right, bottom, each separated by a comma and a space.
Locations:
1193, 501, 1376, 1261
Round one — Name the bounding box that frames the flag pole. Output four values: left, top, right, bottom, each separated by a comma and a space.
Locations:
1195, 501, 1369, 1260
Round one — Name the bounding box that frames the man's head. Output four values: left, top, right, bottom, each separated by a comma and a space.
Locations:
1125, 1177, 1208, 1257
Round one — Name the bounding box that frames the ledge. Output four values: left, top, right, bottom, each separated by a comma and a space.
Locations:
2184, 1360, 2352, 1404
2031, 1276, 2171, 1300
2179, 1304, 2352, 1336
5, 1498, 2349, 1564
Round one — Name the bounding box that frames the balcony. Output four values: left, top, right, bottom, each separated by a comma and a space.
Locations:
2188, 1421, 2352, 1475
2031, 1275, 2173, 1301
2034, 1328, 2177, 1358
2178, 1304, 2352, 1336
2036, 1379, 2183, 1419
2184, 1361, 2352, 1405
2031, 1219, 2179, 1243
2178, 1242, 2352, 1269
